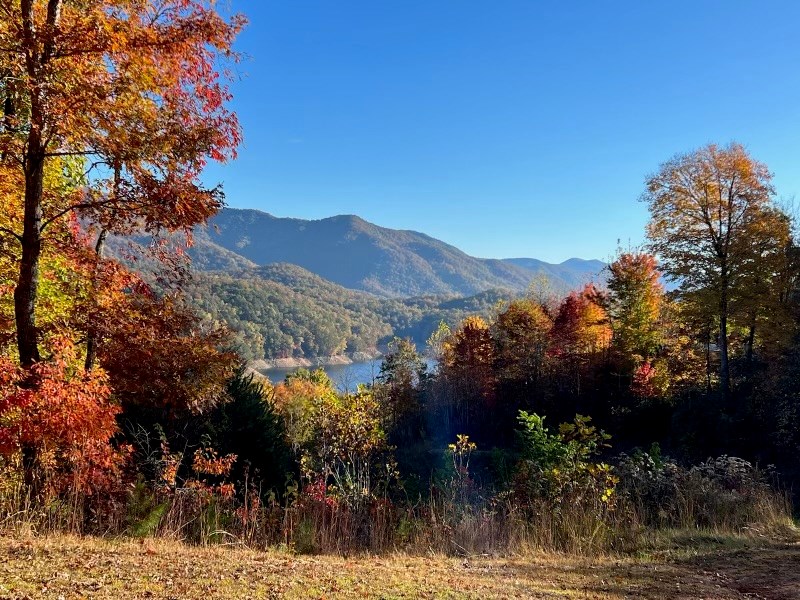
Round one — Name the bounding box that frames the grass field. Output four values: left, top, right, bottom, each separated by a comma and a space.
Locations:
1, 532, 799, 599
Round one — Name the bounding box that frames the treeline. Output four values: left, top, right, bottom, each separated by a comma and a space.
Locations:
181, 263, 514, 360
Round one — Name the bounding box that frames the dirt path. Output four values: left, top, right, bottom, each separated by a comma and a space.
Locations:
0, 535, 798, 599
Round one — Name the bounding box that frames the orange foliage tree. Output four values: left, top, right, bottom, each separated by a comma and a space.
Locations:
0, 1, 243, 500
549, 285, 612, 401
643, 143, 789, 399
439, 316, 497, 440
0, 0, 244, 367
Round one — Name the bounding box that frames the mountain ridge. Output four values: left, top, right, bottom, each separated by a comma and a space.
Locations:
192, 207, 605, 297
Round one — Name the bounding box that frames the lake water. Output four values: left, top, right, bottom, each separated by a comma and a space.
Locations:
260, 358, 436, 392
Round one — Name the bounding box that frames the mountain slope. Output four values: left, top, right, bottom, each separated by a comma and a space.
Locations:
193, 208, 602, 297
502, 257, 607, 291
183, 262, 514, 361
104, 209, 607, 361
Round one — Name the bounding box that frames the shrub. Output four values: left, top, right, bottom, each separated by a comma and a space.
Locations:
507, 412, 623, 552
616, 448, 789, 531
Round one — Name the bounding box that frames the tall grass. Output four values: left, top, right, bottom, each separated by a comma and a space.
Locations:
1, 452, 794, 556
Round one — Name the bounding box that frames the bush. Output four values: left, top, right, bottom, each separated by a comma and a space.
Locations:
507, 412, 623, 552
616, 448, 789, 531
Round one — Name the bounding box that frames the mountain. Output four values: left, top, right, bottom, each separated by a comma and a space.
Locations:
501, 257, 607, 291
190, 208, 603, 297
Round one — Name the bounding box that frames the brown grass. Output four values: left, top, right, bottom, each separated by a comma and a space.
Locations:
1, 531, 799, 599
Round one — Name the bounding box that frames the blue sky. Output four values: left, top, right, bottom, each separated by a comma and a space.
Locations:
204, 1, 800, 263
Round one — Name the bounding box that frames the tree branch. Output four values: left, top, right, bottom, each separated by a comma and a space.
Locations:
0, 226, 22, 243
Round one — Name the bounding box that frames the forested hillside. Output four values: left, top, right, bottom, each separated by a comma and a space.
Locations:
107, 215, 596, 361
189, 208, 604, 297
183, 263, 514, 360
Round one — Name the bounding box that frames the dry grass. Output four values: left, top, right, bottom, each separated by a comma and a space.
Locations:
1, 531, 799, 599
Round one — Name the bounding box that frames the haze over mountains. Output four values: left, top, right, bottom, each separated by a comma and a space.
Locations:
190, 208, 605, 298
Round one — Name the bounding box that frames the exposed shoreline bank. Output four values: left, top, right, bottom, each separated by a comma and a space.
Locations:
249, 350, 383, 372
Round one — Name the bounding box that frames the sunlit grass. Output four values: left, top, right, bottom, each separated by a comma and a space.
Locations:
1, 531, 799, 599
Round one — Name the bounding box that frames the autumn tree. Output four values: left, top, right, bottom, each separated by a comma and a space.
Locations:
0, 336, 127, 499
375, 337, 427, 443
550, 285, 612, 359
604, 251, 671, 397
91, 277, 237, 415
304, 390, 395, 507
548, 285, 611, 410
437, 316, 497, 441
425, 320, 451, 365
606, 252, 663, 361
494, 298, 552, 389
643, 143, 791, 399
0, 0, 243, 367
728, 210, 795, 365
272, 369, 338, 457
272, 371, 394, 506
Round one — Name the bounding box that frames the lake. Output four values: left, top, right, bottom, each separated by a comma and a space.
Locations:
260, 358, 436, 392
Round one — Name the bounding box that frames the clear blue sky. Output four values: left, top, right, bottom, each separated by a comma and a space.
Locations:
203, 1, 800, 263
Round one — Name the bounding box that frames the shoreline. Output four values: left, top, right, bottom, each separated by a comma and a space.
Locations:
248, 350, 383, 372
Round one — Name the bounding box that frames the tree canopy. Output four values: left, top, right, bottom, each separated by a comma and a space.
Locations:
643, 142, 791, 399
0, 0, 244, 366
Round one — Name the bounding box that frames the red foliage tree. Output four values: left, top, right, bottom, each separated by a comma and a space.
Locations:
0, 337, 127, 497
551, 284, 612, 358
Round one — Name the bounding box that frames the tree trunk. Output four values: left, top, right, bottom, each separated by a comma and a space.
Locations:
705, 329, 712, 394
84, 228, 108, 371
718, 276, 730, 401
16, 108, 45, 492
15, 0, 58, 368
15, 0, 63, 497
1, 70, 17, 162
745, 316, 756, 366
14, 147, 44, 367
21, 444, 41, 500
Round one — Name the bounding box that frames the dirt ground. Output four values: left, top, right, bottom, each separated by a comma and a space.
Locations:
0, 533, 798, 599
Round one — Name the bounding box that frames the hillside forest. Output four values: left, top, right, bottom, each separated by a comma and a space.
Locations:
105, 210, 604, 363
1, 1, 799, 556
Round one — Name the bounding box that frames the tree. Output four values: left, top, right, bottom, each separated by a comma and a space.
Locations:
1, 178, 238, 494
550, 285, 612, 359
376, 337, 427, 442
0, 0, 243, 367
547, 285, 611, 411
303, 389, 394, 507
484, 298, 554, 440
0, 336, 126, 498
438, 316, 497, 441
494, 298, 552, 389
92, 280, 237, 415
200, 369, 292, 496
605, 252, 669, 397
272, 369, 337, 457
643, 143, 790, 399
